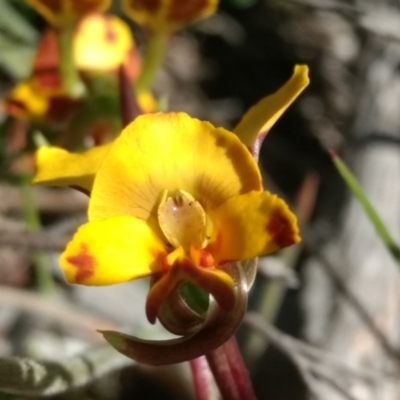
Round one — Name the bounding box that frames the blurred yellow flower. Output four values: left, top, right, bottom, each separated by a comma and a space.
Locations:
2, 79, 79, 122
74, 14, 140, 79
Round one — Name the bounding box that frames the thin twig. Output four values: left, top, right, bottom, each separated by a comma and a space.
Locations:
0, 185, 87, 214
244, 313, 397, 380
0, 230, 68, 251
305, 234, 400, 360
0, 286, 116, 339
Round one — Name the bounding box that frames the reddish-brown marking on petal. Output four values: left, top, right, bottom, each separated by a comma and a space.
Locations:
104, 18, 118, 43
155, 250, 170, 274
266, 211, 297, 248
35, 0, 63, 14
72, 0, 108, 15
167, 0, 208, 23
205, 230, 223, 259
70, 185, 91, 196
127, 0, 160, 13
66, 243, 96, 282
3, 100, 29, 119
32, 30, 61, 86
198, 249, 214, 268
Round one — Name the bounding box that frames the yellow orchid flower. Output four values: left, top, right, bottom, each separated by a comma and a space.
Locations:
74, 14, 140, 77
25, 0, 110, 27
123, 0, 218, 33
31, 65, 309, 322
45, 113, 299, 323
3, 79, 79, 122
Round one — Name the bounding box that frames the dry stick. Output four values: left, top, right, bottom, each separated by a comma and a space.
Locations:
0, 285, 116, 339
0, 230, 68, 251
0, 185, 87, 214
244, 313, 392, 379
190, 357, 221, 400
306, 237, 400, 360
244, 311, 396, 400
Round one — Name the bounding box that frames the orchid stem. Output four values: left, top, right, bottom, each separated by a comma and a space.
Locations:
20, 176, 54, 294
205, 336, 256, 400
57, 26, 84, 98
190, 356, 220, 400
118, 65, 142, 127
135, 31, 168, 94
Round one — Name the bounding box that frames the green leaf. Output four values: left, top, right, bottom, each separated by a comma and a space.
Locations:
0, 1, 39, 79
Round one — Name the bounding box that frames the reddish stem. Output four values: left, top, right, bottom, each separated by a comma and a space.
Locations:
118, 64, 141, 127
205, 336, 256, 400
223, 337, 256, 400
190, 356, 219, 400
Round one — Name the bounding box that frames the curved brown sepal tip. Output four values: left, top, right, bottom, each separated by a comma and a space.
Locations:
101, 262, 247, 366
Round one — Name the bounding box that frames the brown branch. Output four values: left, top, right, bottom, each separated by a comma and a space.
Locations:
0, 185, 87, 214
0, 285, 116, 340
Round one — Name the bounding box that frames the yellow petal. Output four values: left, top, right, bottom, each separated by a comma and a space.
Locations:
60, 216, 166, 285
32, 143, 112, 192
89, 112, 261, 222
138, 91, 158, 113
233, 65, 309, 147
3, 80, 49, 120
208, 191, 300, 263
74, 14, 134, 72
123, 0, 218, 32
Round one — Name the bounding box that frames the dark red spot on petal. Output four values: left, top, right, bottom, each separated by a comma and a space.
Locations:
168, 0, 208, 23
198, 249, 214, 268
37, 0, 63, 14
104, 19, 118, 43
266, 211, 297, 248
72, 0, 108, 15
3, 100, 29, 119
66, 243, 96, 283
127, 0, 160, 13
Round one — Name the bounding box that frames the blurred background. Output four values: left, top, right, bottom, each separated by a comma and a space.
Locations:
1, 0, 400, 399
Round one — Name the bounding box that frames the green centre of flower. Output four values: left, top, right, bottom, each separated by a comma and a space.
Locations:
157, 189, 211, 251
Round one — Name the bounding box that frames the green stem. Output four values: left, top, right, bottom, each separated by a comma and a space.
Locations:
57, 26, 85, 98
331, 152, 400, 266
20, 176, 54, 294
135, 31, 169, 94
